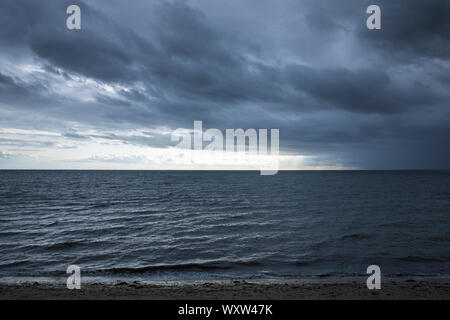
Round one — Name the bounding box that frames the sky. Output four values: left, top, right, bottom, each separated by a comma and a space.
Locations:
0, 0, 449, 170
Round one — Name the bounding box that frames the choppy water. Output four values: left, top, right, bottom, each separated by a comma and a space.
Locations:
0, 170, 449, 282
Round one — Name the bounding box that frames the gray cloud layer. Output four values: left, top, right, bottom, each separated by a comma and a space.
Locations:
0, 0, 449, 169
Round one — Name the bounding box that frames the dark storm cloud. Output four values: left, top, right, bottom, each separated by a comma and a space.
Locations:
0, 0, 449, 168
28, 2, 142, 83
0, 72, 49, 102
0, 73, 27, 95
1, 0, 280, 112
358, 0, 450, 60
0, 0, 43, 46
286, 65, 442, 114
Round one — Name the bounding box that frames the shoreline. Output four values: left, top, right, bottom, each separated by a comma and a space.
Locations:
1, 279, 449, 300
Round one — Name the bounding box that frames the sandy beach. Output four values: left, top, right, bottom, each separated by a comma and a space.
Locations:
1, 279, 449, 300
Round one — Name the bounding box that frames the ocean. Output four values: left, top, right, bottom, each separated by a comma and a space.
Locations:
0, 170, 449, 283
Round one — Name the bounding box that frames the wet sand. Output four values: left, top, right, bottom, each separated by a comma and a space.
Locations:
1, 279, 449, 300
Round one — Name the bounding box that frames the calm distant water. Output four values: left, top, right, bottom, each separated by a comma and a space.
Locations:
0, 170, 449, 282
